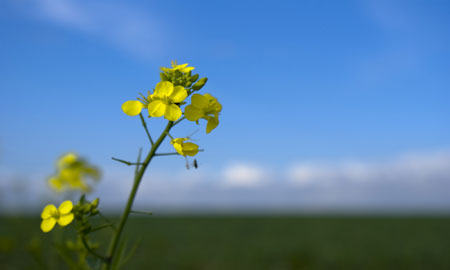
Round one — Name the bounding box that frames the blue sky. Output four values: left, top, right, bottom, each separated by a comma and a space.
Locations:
1, 0, 450, 212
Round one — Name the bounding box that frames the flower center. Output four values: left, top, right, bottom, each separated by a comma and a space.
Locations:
50, 210, 60, 219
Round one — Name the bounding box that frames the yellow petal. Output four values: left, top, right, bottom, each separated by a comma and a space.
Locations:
183, 142, 199, 156
172, 143, 184, 155
171, 138, 188, 145
170, 86, 188, 103
181, 66, 195, 73
184, 105, 204, 121
206, 115, 219, 134
48, 177, 63, 191
164, 104, 182, 121
122, 100, 144, 116
57, 213, 74, 227
154, 81, 173, 97
58, 200, 73, 214
191, 94, 209, 108
41, 218, 56, 233
58, 153, 77, 168
148, 100, 166, 117
204, 94, 222, 112
41, 204, 57, 219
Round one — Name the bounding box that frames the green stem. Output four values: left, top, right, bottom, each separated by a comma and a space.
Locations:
81, 236, 109, 262
111, 157, 143, 166
130, 210, 153, 215
139, 113, 154, 145
102, 121, 174, 270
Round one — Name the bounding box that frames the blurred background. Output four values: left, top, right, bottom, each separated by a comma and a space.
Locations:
1, 0, 450, 269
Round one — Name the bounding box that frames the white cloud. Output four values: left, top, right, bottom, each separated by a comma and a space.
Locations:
2, 150, 450, 212
221, 163, 269, 188
14, 0, 164, 59
288, 151, 450, 187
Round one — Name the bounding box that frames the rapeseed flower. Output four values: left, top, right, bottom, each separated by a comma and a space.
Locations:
184, 93, 222, 133
49, 153, 100, 193
41, 200, 74, 233
160, 61, 195, 73
147, 81, 187, 121
171, 138, 199, 156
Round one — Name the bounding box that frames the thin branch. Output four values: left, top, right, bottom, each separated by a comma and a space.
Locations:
90, 224, 116, 233
130, 210, 153, 216
98, 212, 117, 231
135, 148, 142, 176
173, 116, 185, 126
81, 236, 109, 262
139, 113, 154, 145
111, 157, 143, 166
155, 149, 204, 156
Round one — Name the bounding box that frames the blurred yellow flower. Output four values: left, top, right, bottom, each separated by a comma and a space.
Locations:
171, 138, 199, 156
48, 153, 100, 193
160, 60, 195, 73
147, 81, 187, 121
41, 200, 74, 233
184, 93, 222, 133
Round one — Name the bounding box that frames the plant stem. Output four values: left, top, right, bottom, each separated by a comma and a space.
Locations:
102, 121, 174, 270
111, 157, 143, 166
81, 236, 109, 262
139, 113, 154, 145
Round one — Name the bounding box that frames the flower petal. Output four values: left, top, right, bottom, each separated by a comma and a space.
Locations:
148, 100, 166, 117
122, 101, 144, 116
191, 94, 209, 108
183, 142, 199, 156
58, 200, 73, 214
172, 142, 184, 155
170, 86, 188, 103
154, 81, 173, 97
41, 218, 56, 233
57, 213, 74, 227
204, 94, 222, 112
164, 104, 182, 121
41, 204, 57, 219
206, 115, 219, 134
184, 105, 204, 121
48, 177, 63, 191
58, 153, 77, 168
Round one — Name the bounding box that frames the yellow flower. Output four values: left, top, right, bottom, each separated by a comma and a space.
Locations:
41, 201, 74, 233
184, 93, 222, 133
147, 81, 187, 121
160, 60, 195, 73
121, 100, 144, 116
48, 153, 100, 193
171, 138, 199, 156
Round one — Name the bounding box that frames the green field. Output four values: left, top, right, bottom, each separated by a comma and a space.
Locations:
1, 216, 450, 269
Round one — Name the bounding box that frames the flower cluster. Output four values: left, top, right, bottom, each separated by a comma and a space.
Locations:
48, 153, 101, 193
122, 61, 222, 157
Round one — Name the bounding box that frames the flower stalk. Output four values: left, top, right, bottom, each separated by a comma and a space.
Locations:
102, 121, 174, 269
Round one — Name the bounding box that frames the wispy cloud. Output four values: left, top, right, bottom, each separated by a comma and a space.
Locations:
2, 150, 450, 212
288, 151, 450, 187
11, 0, 164, 59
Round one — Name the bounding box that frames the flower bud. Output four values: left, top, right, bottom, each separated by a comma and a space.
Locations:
160, 72, 170, 81
190, 74, 199, 82
91, 198, 100, 208
192, 77, 208, 91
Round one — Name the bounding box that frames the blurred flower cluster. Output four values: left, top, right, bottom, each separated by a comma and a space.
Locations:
48, 153, 101, 193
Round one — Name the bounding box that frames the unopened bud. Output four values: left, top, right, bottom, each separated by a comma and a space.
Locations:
91, 198, 99, 208
190, 74, 199, 82
160, 73, 170, 81
192, 77, 208, 91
